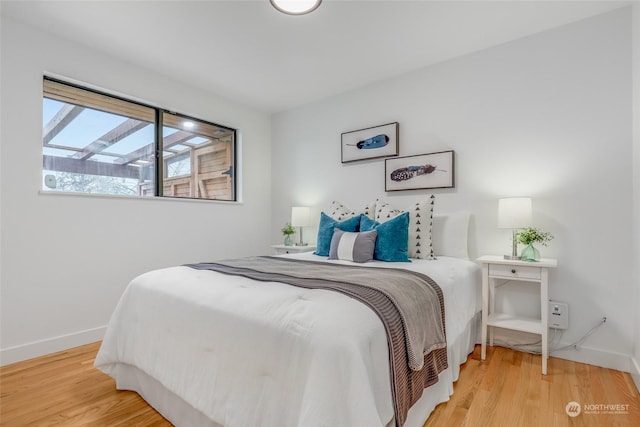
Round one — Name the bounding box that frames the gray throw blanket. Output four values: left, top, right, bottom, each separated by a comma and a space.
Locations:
186, 256, 448, 426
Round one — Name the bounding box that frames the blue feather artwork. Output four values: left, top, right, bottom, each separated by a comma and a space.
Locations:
347, 134, 389, 150
341, 122, 398, 163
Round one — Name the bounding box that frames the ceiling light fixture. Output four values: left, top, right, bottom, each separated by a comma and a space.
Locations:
270, 0, 322, 16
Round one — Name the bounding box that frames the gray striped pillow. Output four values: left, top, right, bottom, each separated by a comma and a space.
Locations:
328, 229, 377, 263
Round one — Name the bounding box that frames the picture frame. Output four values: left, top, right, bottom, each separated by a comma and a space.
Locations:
341, 122, 399, 163
385, 150, 455, 192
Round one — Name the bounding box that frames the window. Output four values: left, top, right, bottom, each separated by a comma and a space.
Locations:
42, 77, 236, 201
160, 112, 235, 200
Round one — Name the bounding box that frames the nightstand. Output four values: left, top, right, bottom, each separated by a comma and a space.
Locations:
476, 255, 558, 375
271, 244, 316, 255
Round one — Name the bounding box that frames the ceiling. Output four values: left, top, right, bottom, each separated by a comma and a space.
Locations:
1, 0, 632, 113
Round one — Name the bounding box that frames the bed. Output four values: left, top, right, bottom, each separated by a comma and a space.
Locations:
95, 204, 481, 427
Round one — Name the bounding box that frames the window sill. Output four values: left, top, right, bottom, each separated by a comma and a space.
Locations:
38, 190, 243, 205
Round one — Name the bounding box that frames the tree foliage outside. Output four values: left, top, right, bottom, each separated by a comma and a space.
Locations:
44, 171, 141, 195
166, 156, 191, 178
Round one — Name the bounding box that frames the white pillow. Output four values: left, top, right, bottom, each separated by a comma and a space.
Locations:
432, 213, 470, 259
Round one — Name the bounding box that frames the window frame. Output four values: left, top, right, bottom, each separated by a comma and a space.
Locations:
42, 76, 237, 202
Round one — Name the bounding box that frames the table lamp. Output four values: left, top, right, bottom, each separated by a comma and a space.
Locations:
291, 206, 311, 246
498, 197, 532, 260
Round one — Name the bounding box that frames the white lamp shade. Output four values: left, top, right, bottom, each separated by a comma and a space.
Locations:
291, 206, 311, 227
498, 197, 532, 229
270, 0, 322, 15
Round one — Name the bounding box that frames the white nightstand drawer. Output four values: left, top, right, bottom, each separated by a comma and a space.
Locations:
489, 264, 541, 280
271, 244, 316, 255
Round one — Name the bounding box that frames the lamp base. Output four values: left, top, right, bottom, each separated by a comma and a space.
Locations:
504, 229, 521, 261
295, 227, 308, 246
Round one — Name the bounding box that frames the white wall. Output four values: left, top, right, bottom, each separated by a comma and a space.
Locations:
632, 2, 640, 390
272, 8, 634, 371
0, 17, 273, 364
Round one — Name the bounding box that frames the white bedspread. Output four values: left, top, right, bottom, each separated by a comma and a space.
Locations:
95, 254, 480, 427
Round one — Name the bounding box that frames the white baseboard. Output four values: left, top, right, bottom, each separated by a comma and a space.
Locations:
490, 328, 633, 373
632, 356, 640, 393
551, 345, 632, 373
0, 326, 106, 366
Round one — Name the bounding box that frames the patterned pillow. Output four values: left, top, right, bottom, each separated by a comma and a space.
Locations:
328, 200, 377, 220
374, 195, 436, 260
328, 201, 357, 221
375, 200, 403, 222
408, 195, 435, 260
328, 229, 377, 263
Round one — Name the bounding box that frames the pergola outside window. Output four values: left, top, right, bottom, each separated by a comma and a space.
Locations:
42, 77, 236, 201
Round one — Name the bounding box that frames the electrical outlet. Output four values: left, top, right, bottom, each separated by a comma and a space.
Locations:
548, 301, 569, 329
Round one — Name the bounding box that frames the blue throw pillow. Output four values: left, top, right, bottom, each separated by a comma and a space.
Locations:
314, 212, 361, 256
359, 212, 410, 262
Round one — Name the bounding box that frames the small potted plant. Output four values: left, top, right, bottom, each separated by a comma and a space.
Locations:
516, 227, 554, 261
281, 222, 296, 246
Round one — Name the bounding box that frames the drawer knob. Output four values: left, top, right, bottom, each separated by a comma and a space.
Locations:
511, 269, 516, 274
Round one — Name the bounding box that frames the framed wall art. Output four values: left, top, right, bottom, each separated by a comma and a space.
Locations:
341, 122, 399, 163
385, 150, 455, 191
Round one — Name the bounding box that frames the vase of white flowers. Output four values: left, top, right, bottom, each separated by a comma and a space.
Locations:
516, 227, 554, 261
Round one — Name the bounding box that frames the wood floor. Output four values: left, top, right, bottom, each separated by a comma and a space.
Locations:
1, 342, 639, 426
426, 346, 640, 427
